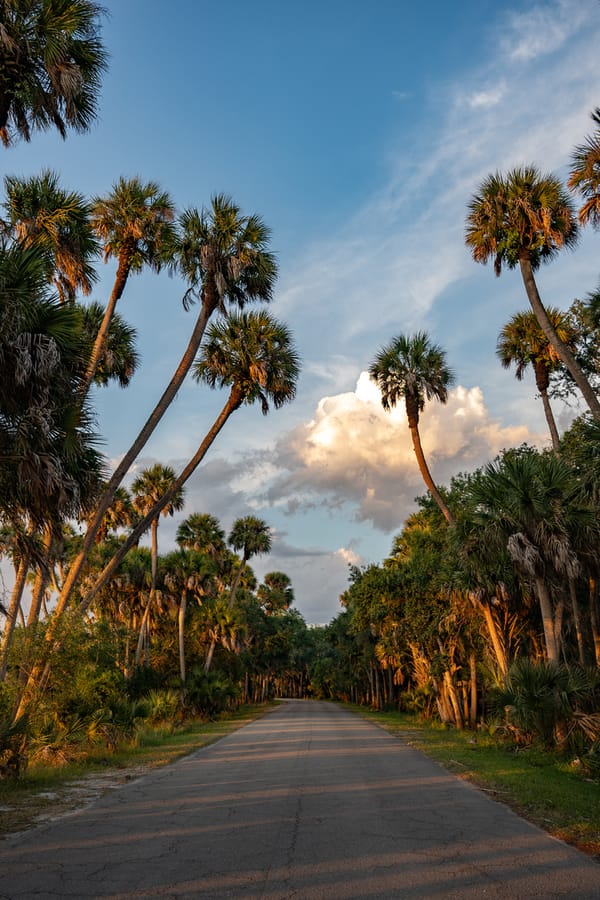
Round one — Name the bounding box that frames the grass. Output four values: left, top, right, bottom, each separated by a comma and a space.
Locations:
351, 706, 600, 860
0, 703, 274, 837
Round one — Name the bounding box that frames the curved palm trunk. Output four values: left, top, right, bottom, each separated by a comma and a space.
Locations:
520, 255, 600, 420
406, 403, 455, 526
81, 248, 133, 394
14, 385, 241, 722
469, 591, 508, 675
0, 559, 28, 680
56, 295, 218, 616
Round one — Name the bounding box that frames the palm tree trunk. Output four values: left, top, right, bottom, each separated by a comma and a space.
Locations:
81, 253, 131, 394
0, 559, 28, 680
178, 593, 186, 686
56, 298, 218, 617
589, 577, 600, 667
204, 638, 217, 674
470, 592, 508, 675
407, 420, 455, 526
519, 255, 600, 420
569, 576, 586, 666
539, 388, 561, 452
534, 575, 559, 663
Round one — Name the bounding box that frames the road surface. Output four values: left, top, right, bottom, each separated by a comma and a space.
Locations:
1, 700, 599, 898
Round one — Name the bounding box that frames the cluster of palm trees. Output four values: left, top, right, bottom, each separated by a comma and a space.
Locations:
320, 109, 600, 751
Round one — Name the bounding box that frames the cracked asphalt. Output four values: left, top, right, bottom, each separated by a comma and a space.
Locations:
1, 700, 599, 898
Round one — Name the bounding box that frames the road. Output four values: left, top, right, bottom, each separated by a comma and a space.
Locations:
0, 700, 599, 898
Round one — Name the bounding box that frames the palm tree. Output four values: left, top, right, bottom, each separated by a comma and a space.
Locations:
131, 463, 184, 667
176, 512, 226, 558
568, 107, 600, 227
469, 449, 594, 663
369, 331, 455, 526
70, 310, 299, 615
465, 166, 600, 420
2, 170, 99, 302
258, 571, 294, 615
56, 195, 278, 613
497, 308, 577, 451
228, 516, 273, 608
84, 177, 176, 391
0, 0, 107, 147
78, 301, 139, 388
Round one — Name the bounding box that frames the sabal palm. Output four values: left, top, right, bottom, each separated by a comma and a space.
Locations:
84, 177, 176, 391
77, 310, 298, 611
176, 513, 226, 558
228, 516, 272, 608
568, 107, 600, 227
57, 195, 278, 611
369, 331, 455, 525
2, 170, 99, 302
466, 166, 600, 420
131, 463, 185, 591
0, 0, 107, 147
469, 449, 594, 663
497, 308, 576, 451
78, 301, 139, 388
258, 571, 294, 615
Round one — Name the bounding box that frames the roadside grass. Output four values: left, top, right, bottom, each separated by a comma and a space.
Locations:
0, 703, 275, 837
351, 706, 600, 860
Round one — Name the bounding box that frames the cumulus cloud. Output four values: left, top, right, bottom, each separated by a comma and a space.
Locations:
265, 373, 542, 532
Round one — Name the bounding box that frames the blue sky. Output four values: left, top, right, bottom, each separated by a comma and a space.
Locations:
3, 0, 600, 623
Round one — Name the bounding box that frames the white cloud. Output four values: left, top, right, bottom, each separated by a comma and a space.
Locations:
266, 373, 543, 532
502, 0, 588, 62
465, 85, 506, 109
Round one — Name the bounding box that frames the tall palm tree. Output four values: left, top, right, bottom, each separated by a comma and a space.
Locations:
496, 308, 577, 452
369, 331, 455, 526
69, 310, 299, 615
2, 170, 99, 302
131, 463, 184, 593
465, 166, 600, 420
84, 177, 176, 392
568, 107, 600, 227
0, 0, 107, 147
228, 516, 272, 609
56, 195, 278, 613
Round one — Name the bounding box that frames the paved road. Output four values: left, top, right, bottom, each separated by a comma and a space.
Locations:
1, 700, 599, 898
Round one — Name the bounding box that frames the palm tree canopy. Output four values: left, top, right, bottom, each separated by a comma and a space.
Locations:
568, 107, 600, 227
176, 512, 226, 557
0, 0, 108, 147
465, 166, 578, 274
228, 516, 272, 563
496, 308, 575, 382
2, 170, 99, 301
131, 463, 185, 521
368, 331, 454, 423
193, 310, 300, 414
91, 176, 176, 274
78, 301, 138, 387
177, 194, 278, 314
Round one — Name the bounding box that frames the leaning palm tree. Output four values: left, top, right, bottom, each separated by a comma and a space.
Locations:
56, 194, 278, 614
66, 310, 299, 617
369, 331, 455, 526
228, 517, 272, 609
568, 107, 600, 228
84, 177, 176, 392
466, 166, 600, 420
0, 0, 107, 147
497, 308, 577, 452
2, 170, 99, 302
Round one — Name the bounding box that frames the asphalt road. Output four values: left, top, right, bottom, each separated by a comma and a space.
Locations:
1, 700, 599, 899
